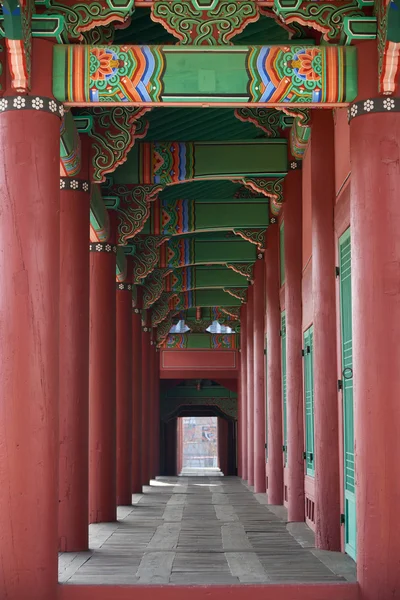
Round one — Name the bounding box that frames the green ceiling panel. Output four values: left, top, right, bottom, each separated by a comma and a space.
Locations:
193, 289, 242, 307
144, 108, 265, 141
160, 180, 243, 201
195, 266, 248, 288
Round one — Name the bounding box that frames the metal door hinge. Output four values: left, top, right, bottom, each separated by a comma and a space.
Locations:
282, 445, 287, 452
340, 513, 345, 525
306, 345, 311, 354
302, 349, 305, 357
338, 379, 343, 391
303, 451, 307, 460
335, 266, 340, 278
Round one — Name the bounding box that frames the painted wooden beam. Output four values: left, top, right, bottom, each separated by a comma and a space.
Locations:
52, 44, 358, 106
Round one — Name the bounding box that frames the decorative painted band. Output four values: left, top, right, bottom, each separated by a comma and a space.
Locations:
348, 97, 400, 121
60, 178, 90, 192
0, 96, 64, 117
290, 160, 302, 170
116, 282, 133, 291
89, 243, 117, 253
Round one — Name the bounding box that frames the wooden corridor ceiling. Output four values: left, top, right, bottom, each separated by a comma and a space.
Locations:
22, 0, 386, 346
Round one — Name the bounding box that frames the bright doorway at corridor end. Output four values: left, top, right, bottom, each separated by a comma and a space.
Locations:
178, 417, 223, 476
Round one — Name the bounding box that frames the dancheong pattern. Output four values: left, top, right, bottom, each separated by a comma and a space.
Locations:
151, 0, 259, 45
53, 44, 357, 105
159, 238, 196, 269
161, 199, 196, 235
247, 45, 350, 103
140, 143, 195, 186
60, 45, 165, 103
165, 268, 196, 292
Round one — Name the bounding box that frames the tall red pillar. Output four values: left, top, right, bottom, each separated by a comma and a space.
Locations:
246, 284, 255, 487
237, 368, 242, 478
59, 140, 91, 551
266, 225, 284, 505
153, 347, 161, 477
284, 168, 305, 522
0, 39, 60, 600
311, 110, 340, 550
89, 238, 117, 523
148, 337, 155, 480
240, 305, 248, 480
116, 279, 133, 505
253, 256, 266, 493
141, 323, 151, 485
350, 41, 400, 600
131, 304, 142, 493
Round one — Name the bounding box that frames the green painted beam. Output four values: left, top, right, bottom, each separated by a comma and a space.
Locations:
53, 44, 357, 106
163, 265, 248, 291
114, 140, 287, 186
141, 198, 269, 235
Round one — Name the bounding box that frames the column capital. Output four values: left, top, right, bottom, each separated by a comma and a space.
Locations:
0, 95, 64, 117
116, 282, 132, 292
348, 97, 400, 122
60, 177, 90, 193
89, 243, 117, 254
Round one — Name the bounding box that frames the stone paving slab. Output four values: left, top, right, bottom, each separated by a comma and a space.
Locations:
59, 475, 356, 585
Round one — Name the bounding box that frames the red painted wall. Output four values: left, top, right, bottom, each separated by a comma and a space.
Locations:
160, 349, 239, 380
333, 108, 352, 553
334, 108, 351, 199
299, 110, 352, 546
302, 140, 312, 271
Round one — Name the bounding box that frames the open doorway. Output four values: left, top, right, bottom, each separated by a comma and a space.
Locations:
180, 416, 219, 475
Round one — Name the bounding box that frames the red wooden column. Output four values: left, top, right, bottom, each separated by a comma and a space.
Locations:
148, 336, 155, 480
311, 110, 340, 550
350, 41, 400, 600
253, 256, 266, 493
0, 39, 60, 600
131, 302, 142, 492
237, 369, 242, 478
59, 138, 91, 551
116, 277, 133, 505
246, 284, 255, 487
89, 235, 117, 523
153, 347, 161, 477
266, 224, 284, 505
240, 305, 248, 480
284, 168, 305, 522
141, 321, 151, 485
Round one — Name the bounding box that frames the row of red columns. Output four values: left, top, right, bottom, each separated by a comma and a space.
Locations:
0, 40, 161, 600
239, 141, 351, 530
238, 40, 400, 600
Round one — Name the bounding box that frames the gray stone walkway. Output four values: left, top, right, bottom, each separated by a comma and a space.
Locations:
59, 476, 356, 585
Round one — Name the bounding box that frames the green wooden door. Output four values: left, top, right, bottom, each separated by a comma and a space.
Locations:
281, 312, 287, 465
339, 228, 356, 561
303, 326, 315, 477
